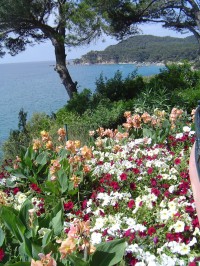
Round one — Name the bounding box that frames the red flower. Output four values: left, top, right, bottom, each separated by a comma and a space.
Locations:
130, 182, 136, 190
120, 173, 127, 181
64, 201, 74, 211
151, 188, 160, 196
110, 181, 120, 191
147, 227, 156, 236
128, 199, 135, 209
150, 178, 157, 186
30, 183, 41, 193
0, 248, 5, 261
174, 158, 181, 165
13, 187, 20, 195
147, 167, 153, 174
132, 168, 140, 174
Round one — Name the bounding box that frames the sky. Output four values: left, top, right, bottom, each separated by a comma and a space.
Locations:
0, 23, 192, 64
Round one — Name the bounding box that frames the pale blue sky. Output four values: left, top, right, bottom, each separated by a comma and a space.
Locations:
0, 24, 191, 64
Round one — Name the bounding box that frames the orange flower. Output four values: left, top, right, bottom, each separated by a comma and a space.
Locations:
132, 114, 141, 129
81, 146, 92, 160
74, 140, 81, 149
46, 140, 53, 150
40, 130, 51, 142
59, 237, 76, 259
33, 139, 42, 151
31, 252, 57, 266
70, 175, 81, 187
124, 111, 131, 118
65, 140, 76, 153
141, 112, 152, 123
57, 128, 66, 137
49, 160, 61, 175
83, 165, 91, 173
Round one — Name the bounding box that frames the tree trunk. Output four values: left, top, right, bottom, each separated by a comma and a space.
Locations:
53, 39, 77, 99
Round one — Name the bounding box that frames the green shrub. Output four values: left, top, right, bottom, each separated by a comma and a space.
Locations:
177, 86, 200, 111
95, 70, 145, 101
148, 61, 200, 91
65, 88, 92, 115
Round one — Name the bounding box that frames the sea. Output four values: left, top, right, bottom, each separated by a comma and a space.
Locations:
0, 61, 164, 153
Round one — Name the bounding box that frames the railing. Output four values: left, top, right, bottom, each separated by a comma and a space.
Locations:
195, 100, 200, 179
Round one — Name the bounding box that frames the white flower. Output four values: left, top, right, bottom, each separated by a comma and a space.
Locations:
15, 192, 27, 204
173, 220, 185, 233
193, 227, 200, 236
160, 209, 170, 221
175, 133, 183, 139
178, 243, 190, 255
91, 232, 102, 245
188, 237, 197, 246
183, 126, 191, 132
92, 217, 105, 231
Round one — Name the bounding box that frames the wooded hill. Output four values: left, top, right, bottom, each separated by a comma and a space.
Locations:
74, 35, 198, 64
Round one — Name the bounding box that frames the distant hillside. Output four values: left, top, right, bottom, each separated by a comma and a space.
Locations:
74, 35, 198, 64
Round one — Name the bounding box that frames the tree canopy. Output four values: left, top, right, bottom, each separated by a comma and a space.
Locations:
89, 0, 200, 51
0, 0, 104, 99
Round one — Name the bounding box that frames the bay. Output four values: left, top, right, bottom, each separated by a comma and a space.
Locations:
0, 61, 163, 151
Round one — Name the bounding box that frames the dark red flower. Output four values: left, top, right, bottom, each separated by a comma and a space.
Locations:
151, 188, 160, 196
13, 187, 20, 195
120, 173, 127, 181
30, 183, 41, 193
0, 248, 5, 261
132, 168, 140, 174
147, 226, 156, 236
147, 167, 153, 174
174, 158, 181, 165
128, 199, 135, 209
110, 181, 120, 191
130, 182, 136, 190
64, 201, 74, 211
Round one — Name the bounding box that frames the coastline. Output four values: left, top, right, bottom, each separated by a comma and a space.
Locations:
70, 60, 166, 67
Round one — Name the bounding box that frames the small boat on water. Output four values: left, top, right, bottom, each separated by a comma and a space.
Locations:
189, 100, 200, 222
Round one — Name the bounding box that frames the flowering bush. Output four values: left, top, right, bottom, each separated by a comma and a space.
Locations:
0, 108, 199, 266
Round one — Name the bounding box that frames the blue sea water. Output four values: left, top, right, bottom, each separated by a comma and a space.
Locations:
0, 61, 163, 151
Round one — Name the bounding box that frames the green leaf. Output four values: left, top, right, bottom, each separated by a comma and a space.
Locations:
42, 229, 53, 247
51, 209, 63, 236
31, 242, 42, 260
36, 151, 48, 165
5, 263, 30, 266
68, 254, 90, 266
58, 169, 68, 193
0, 227, 5, 246
19, 199, 34, 230
90, 238, 126, 266
0, 206, 26, 243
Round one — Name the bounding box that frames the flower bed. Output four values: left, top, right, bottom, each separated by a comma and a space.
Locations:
0, 108, 199, 265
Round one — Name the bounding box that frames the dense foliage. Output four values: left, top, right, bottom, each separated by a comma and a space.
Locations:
0, 107, 199, 265
2, 62, 200, 160
74, 35, 198, 64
